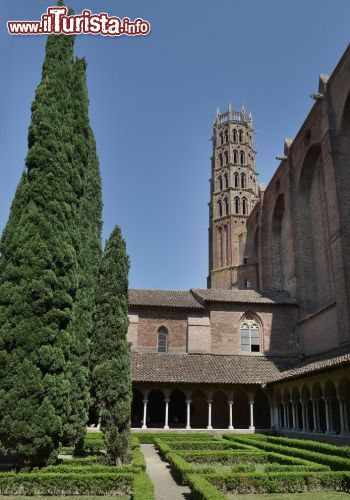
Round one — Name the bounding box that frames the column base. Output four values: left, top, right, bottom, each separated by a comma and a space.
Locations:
249, 426, 255, 431
207, 425, 213, 430
186, 425, 191, 430
340, 431, 350, 436
142, 425, 147, 429
228, 426, 234, 430
164, 425, 169, 430
325, 430, 336, 435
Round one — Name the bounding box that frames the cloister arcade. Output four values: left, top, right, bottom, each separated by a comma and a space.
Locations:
270, 370, 350, 436
131, 384, 270, 430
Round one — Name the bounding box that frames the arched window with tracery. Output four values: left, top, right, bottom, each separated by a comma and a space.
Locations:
234, 196, 240, 214
233, 150, 238, 164
240, 151, 245, 164
223, 173, 229, 189
219, 132, 223, 145
224, 151, 229, 165
242, 197, 248, 215
224, 130, 229, 143
218, 153, 223, 167
240, 314, 261, 352
233, 129, 237, 142
157, 326, 168, 353
239, 130, 243, 142
241, 173, 246, 188
234, 172, 239, 188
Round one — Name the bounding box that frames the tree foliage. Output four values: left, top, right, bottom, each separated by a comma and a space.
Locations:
92, 227, 131, 465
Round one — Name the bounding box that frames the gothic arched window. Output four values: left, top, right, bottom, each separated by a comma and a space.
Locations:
234, 172, 239, 188
218, 200, 223, 217
240, 151, 245, 164
224, 173, 229, 189
224, 151, 229, 165
233, 129, 237, 142
224, 197, 229, 215
233, 150, 238, 164
242, 197, 248, 215
240, 315, 261, 352
241, 173, 246, 188
224, 130, 229, 143
218, 175, 223, 191
219, 132, 223, 145
239, 130, 243, 143
219, 153, 223, 167
234, 196, 240, 214
157, 326, 168, 353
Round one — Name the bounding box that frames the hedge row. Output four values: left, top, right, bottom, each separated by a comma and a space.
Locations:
133, 472, 155, 500
165, 440, 249, 451
186, 474, 226, 500
37, 464, 139, 474
0, 472, 134, 496
208, 471, 350, 495
266, 434, 350, 459
223, 435, 350, 471
131, 438, 146, 470
135, 433, 214, 443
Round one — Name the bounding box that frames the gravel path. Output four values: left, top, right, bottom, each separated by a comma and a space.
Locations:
141, 444, 191, 500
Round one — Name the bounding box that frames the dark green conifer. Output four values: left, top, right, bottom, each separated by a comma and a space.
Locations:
92, 227, 131, 465
0, 33, 77, 466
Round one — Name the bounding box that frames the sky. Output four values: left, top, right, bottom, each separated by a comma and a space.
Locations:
0, 1, 350, 291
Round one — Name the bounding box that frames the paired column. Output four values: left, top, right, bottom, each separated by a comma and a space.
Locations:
325, 399, 335, 434
249, 400, 255, 430
142, 398, 148, 429
228, 400, 234, 430
186, 400, 191, 430
338, 398, 349, 435
301, 401, 310, 432
312, 399, 321, 433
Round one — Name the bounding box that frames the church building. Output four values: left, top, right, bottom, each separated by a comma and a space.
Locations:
127, 45, 350, 441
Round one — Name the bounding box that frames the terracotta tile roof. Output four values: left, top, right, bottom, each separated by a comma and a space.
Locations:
191, 289, 297, 305
273, 345, 350, 383
129, 289, 204, 309
131, 352, 297, 385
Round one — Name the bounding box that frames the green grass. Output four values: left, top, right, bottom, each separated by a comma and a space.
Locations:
1, 497, 130, 499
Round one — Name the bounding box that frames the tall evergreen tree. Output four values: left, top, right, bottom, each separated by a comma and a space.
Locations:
91, 227, 132, 465
63, 58, 102, 447
0, 32, 78, 466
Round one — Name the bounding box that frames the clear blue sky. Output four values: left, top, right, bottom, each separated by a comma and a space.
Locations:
1, 1, 349, 290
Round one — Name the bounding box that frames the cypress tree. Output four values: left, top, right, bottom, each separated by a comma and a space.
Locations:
0, 32, 78, 466
63, 58, 102, 447
92, 226, 132, 465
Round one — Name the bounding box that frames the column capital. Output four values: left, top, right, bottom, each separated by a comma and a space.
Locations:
186, 400, 192, 405
164, 398, 170, 404
207, 399, 213, 404
142, 399, 148, 404
228, 400, 233, 405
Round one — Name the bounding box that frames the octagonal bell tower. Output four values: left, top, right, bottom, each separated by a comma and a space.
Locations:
207, 104, 259, 289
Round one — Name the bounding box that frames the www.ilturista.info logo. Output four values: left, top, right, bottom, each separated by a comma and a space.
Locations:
7, 6, 151, 37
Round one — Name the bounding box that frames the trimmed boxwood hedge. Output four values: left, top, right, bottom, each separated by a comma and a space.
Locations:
186, 474, 226, 500
223, 435, 350, 471
165, 440, 250, 451
266, 435, 350, 458
207, 471, 350, 495
133, 472, 155, 500
135, 433, 214, 443
0, 472, 134, 496
37, 464, 139, 474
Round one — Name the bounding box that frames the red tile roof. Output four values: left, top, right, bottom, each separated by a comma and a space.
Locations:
191, 288, 297, 305
129, 289, 204, 309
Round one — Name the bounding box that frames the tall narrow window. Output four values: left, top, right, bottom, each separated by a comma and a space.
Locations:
217, 200, 222, 217
234, 197, 240, 214
224, 173, 229, 189
242, 197, 248, 215
218, 227, 223, 266
233, 129, 237, 142
224, 225, 229, 265
233, 150, 238, 164
241, 173, 246, 188
218, 175, 223, 191
224, 197, 229, 215
240, 151, 245, 164
157, 327, 168, 353
219, 132, 223, 145
234, 172, 239, 188
224, 130, 229, 142
224, 151, 229, 165
219, 153, 223, 167
239, 130, 243, 142
240, 317, 261, 353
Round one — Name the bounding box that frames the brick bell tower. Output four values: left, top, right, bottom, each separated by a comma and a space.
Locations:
207, 104, 259, 289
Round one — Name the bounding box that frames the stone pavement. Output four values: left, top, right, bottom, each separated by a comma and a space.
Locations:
141, 444, 191, 500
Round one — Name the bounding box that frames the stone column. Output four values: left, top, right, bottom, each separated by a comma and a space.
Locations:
228, 401, 234, 430
164, 398, 170, 429
186, 400, 191, 430
301, 401, 310, 432
207, 399, 213, 430
312, 400, 320, 433
282, 402, 288, 429
249, 400, 255, 430
142, 399, 148, 429
325, 399, 335, 435
338, 398, 349, 435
